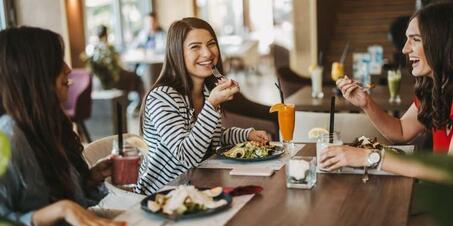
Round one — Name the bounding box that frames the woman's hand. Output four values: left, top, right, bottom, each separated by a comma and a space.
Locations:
207, 79, 240, 107
319, 145, 370, 171
247, 130, 271, 145
336, 75, 369, 108
33, 200, 125, 226
88, 156, 113, 187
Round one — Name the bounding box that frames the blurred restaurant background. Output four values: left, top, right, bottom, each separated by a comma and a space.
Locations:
0, 0, 442, 144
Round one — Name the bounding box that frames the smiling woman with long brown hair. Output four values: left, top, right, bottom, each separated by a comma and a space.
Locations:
136, 17, 270, 195
319, 2, 453, 182
0, 27, 122, 226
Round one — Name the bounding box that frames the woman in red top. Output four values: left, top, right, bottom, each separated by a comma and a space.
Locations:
319, 2, 453, 182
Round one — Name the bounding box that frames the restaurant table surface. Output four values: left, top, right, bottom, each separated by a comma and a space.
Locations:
285, 84, 414, 113
127, 143, 413, 226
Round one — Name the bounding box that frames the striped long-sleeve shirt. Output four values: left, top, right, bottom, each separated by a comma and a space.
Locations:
135, 86, 252, 195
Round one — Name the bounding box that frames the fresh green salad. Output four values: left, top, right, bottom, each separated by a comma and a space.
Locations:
223, 141, 277, 159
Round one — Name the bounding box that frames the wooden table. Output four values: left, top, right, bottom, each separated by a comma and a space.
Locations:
285, 85, 414, 113
186, 144, 413, 226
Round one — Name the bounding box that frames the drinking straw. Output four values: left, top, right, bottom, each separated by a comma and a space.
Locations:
116, 102, 123, 156
274, 79, 285, 104
318, 51, 323, 65
339, 42, 350, 65
329, 96, 335, 143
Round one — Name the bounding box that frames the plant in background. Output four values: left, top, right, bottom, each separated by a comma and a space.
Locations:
397, 152, 453, 226
0, 131, 10, 175
0, 132, 17, 225
80, 43, 121, 90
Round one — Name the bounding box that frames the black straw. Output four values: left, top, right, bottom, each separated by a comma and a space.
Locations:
318, 51, 323, 65
329, 96, 335, 143
116, 102, 123, 156
275, 79, 285, 104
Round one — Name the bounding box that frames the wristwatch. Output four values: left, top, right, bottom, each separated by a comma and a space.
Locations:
367, 149, 381, 168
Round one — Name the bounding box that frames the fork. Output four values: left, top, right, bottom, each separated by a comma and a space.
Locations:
211, 65, 224, 79
362, 166, 369, 183
362, 83, 376, 92
354, 81, 375, 92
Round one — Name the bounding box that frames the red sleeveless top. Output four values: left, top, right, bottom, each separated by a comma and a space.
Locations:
414, 98, 453, 153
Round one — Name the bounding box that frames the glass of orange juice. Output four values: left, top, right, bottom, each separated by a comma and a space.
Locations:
331, 62, 344, 81
270, 103, 295, 148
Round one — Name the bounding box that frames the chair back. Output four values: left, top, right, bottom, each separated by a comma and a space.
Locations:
222, 93, 279, 140
270, 43, 290, 69
270, 43, 310, 98
83, 133, 147, 167
276, 66, 311, 98
64, 69, 92, 121
293, 111, 389, 144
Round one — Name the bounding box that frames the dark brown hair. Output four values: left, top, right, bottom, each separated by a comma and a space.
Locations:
139, 17, 224, 134
0, 27, 89, 200
96, 24, 108, 39
411, 2, 453, 129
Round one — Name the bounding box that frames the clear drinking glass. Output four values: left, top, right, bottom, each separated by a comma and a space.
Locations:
286, 156, 317, 189
278, 104, 295, 150
111, 140, 141, 189
331, 62, 344, 81
311, 66, 324, 99
316, 132, 343, 171
387, 70, 401, 103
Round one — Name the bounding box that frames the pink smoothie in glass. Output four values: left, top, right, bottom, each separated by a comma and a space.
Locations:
112, 152, 140, 185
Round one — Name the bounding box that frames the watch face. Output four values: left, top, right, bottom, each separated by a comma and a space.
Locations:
369, 152, 380, 164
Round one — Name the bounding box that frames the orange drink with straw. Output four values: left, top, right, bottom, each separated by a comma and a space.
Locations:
270, 103, 295, 142
331, 62, 344, 81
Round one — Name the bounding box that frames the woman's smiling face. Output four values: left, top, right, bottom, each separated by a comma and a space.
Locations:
402, 17, 433, 77
183, 28, 219, 81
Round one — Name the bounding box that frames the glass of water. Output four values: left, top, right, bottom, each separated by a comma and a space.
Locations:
316, 132, 343, 172
286, 156, 317, 189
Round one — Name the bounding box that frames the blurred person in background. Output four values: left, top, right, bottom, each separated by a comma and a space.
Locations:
131, 11, 166, 51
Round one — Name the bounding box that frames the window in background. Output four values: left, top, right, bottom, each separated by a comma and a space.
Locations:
85, 0, 115, 45
196, 0, 244, 36
121, 0, 148, 46
0, 0, 6, 30
272, 0, 293, 49
248, 0, 273, 53
84, 0, 151, 51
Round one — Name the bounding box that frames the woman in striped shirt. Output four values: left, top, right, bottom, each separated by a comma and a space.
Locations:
136, 17, 270, 194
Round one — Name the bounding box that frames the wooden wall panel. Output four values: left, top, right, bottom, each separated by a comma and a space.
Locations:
65, 0, 85, 68
320, 0, 416, 79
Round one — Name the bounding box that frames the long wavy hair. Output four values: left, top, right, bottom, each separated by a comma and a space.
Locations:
0, 27, 89, 200
140, 17, 224, 134
411, 2, 453, 129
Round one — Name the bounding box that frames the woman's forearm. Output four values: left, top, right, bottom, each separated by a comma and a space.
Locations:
381, 153, 450, 183
362, 98, 407, 143
32, 201, 66, 226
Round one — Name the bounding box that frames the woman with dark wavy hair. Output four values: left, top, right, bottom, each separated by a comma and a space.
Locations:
137, 17, 270, 194
0, 27, 123, 226
318, 2, 453, 182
